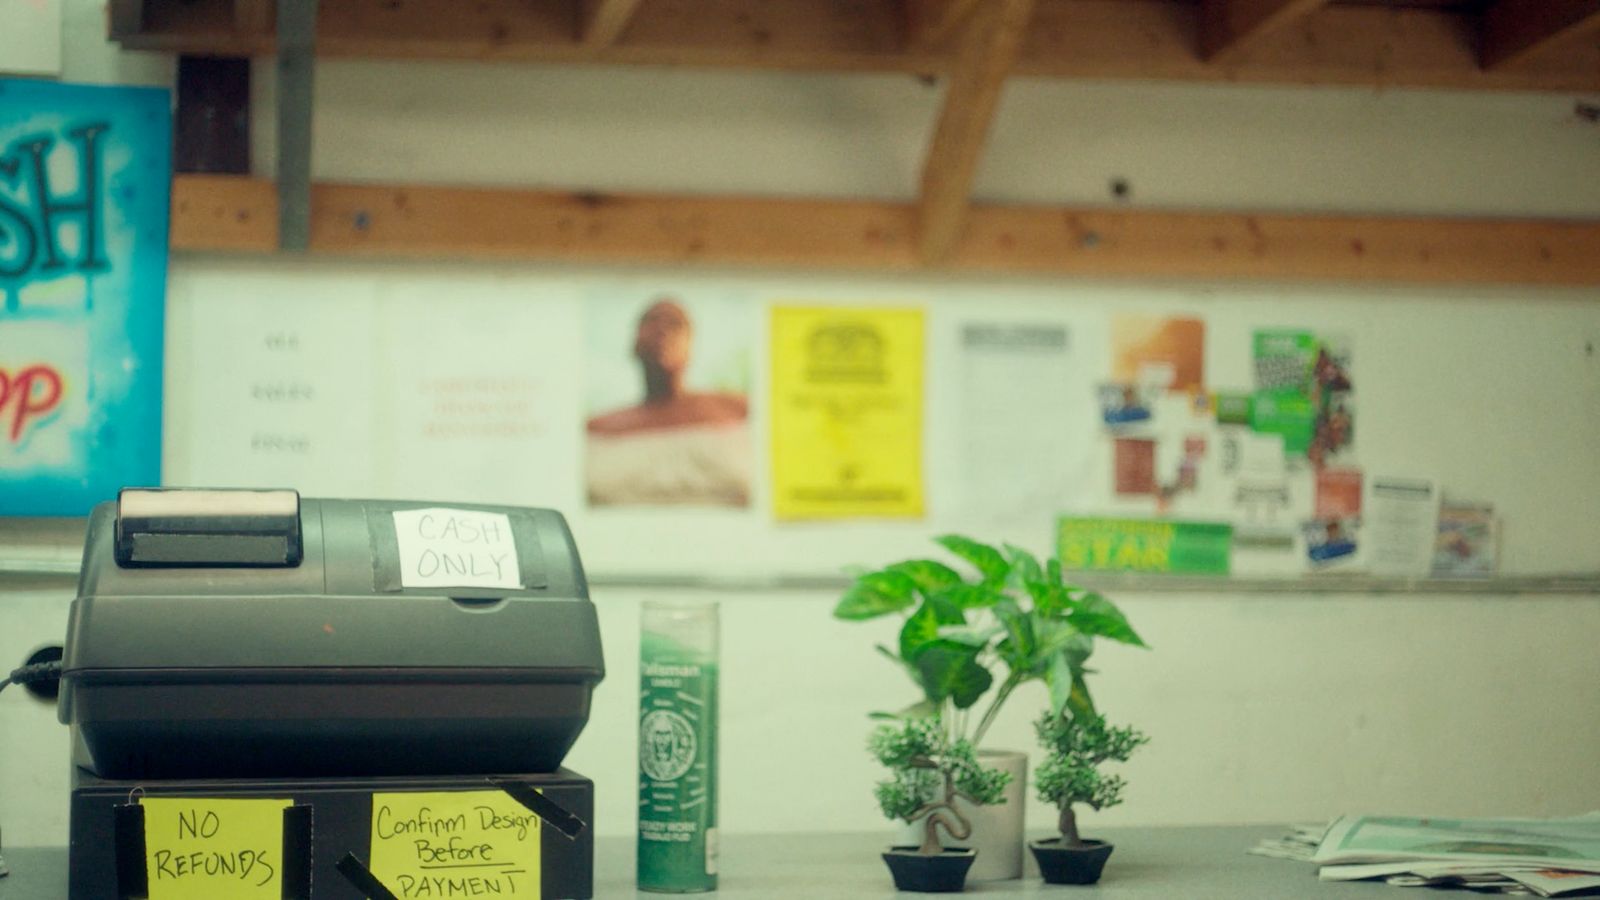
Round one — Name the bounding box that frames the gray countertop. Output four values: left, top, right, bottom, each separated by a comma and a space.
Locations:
0, 826, 1403, 899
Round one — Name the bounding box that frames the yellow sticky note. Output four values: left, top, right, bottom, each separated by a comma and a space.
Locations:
770, 305, 925, 520
140, 796, 293, 900
370, 790, 542, 899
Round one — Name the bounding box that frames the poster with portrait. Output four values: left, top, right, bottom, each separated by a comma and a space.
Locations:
585, 290, 755, 508
0, 80, 169, 515
769, 305, 923, 520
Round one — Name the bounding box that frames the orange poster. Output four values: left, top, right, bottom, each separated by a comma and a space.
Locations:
1111, 316, 1205, 393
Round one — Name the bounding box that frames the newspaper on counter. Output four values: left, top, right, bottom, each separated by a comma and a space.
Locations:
1252, 814, 1600, 897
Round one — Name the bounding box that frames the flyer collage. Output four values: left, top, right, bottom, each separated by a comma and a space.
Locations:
154, 278, 1504, 581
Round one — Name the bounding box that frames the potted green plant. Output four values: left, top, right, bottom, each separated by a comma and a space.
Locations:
1030, 710, 1149, 884
834, 534, 1146, 881
870, 718, 1010, 892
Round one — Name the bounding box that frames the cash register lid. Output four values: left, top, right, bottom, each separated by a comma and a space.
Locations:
62, 491, 603, 678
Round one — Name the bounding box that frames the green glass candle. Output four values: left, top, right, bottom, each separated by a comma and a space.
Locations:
637, 601, 719, 893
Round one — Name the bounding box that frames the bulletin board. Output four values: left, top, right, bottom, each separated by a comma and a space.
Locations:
161, 259, 1600, 584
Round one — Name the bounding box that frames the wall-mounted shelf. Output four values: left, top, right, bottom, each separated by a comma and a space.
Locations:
171, 175, 1600, 285
5, 516, 1596, 596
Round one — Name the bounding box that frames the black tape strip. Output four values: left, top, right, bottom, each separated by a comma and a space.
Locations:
335, 853, 400, 900
113, 803, 147, 899
507, 514, 549, 589
366, 509, 403, 593
281, 805, 313, 900
112, 800, 148, 890
491, 778, 586, 840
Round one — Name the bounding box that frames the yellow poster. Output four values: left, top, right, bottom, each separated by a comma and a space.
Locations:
140, 796, 293, 900
770, 306, 924, 520
369, 790, 542, 899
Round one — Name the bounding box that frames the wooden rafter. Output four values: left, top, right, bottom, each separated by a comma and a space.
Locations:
1199, 0, 1331, 62
1481, 0, 1600, 69
580, 0, 645, 47
917, 0, 1035, 263
168, 176, 1600, 287
115, 0, 1600, 93
902, 0, 984, 49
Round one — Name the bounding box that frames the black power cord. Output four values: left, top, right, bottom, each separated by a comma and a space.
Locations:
0, 661, 62, 696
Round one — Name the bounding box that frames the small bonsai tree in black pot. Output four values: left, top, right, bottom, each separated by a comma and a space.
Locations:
1030, 711, 1149, 885
871, 719, 1009, 892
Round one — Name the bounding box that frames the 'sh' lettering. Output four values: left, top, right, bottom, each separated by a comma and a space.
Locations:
11, 123, 110, 274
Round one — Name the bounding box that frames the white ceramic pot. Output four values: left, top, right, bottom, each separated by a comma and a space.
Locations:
895, 749, 1028, 882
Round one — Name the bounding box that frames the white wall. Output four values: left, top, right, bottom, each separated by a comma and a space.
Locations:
4, 0, 1600, 848
7, 577, 1600, 845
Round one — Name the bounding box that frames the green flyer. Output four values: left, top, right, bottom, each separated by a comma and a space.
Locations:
1057, 517, 1233, 575
1249, 391, 1316, 454
1252, 330, 1317, 394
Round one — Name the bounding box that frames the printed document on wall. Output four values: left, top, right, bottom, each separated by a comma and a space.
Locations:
1362, 476, 1440, 576
770, 305, 924, 520
956, 320, 1090, 519
377, 279, 581, 510
169, 270, 381, 497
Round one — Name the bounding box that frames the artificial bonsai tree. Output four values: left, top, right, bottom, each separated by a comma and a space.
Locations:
1030, 709, 1149, 884
870, 718, 1010, 892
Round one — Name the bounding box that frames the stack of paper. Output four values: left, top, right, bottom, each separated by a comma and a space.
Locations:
1251, 815, 1600, 897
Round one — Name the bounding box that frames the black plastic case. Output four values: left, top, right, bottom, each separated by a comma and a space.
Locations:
59, 495, 606, 780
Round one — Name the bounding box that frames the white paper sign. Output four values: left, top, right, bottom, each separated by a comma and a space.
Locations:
392, 508, 522, 590
1363, 476, 1440, 576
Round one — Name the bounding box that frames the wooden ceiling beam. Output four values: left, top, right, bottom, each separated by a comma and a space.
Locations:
1481, 0, 1600, 69
902, 0, 984, 49
1199, 0, 1332, 62
917, 0, 1036, 263
115, 0, 1600, 93
169, 175, 1600, 286
580, 0, 645, 48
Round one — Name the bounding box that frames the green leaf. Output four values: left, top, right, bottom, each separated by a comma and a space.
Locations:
935, 623, 1000, 647
936, 582, 1005, 610
1004, 544, 1044, 589
1025, 580, 1075, 614
991, 598, 1035, 670
1047, 557, 1063, 586
1067, 671, 1097, 721
884, 559, 964, 595
935, 534, 1010, 584
913, 641, 994, 709
833, 570, 918, 620
1046, 652, 1077, 719
1032, 619, 1091, 674
899, 595, 965, 662
1069, 594, 1147, 647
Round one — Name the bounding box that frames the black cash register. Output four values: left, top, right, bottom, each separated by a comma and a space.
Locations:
57, 488, 605, 899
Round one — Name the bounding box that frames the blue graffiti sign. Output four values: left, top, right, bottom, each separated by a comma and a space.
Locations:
0, 79, 170, 515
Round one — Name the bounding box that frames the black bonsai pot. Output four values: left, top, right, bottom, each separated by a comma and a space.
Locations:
882, 846, 978, 892
1029, 838, 1114, 885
